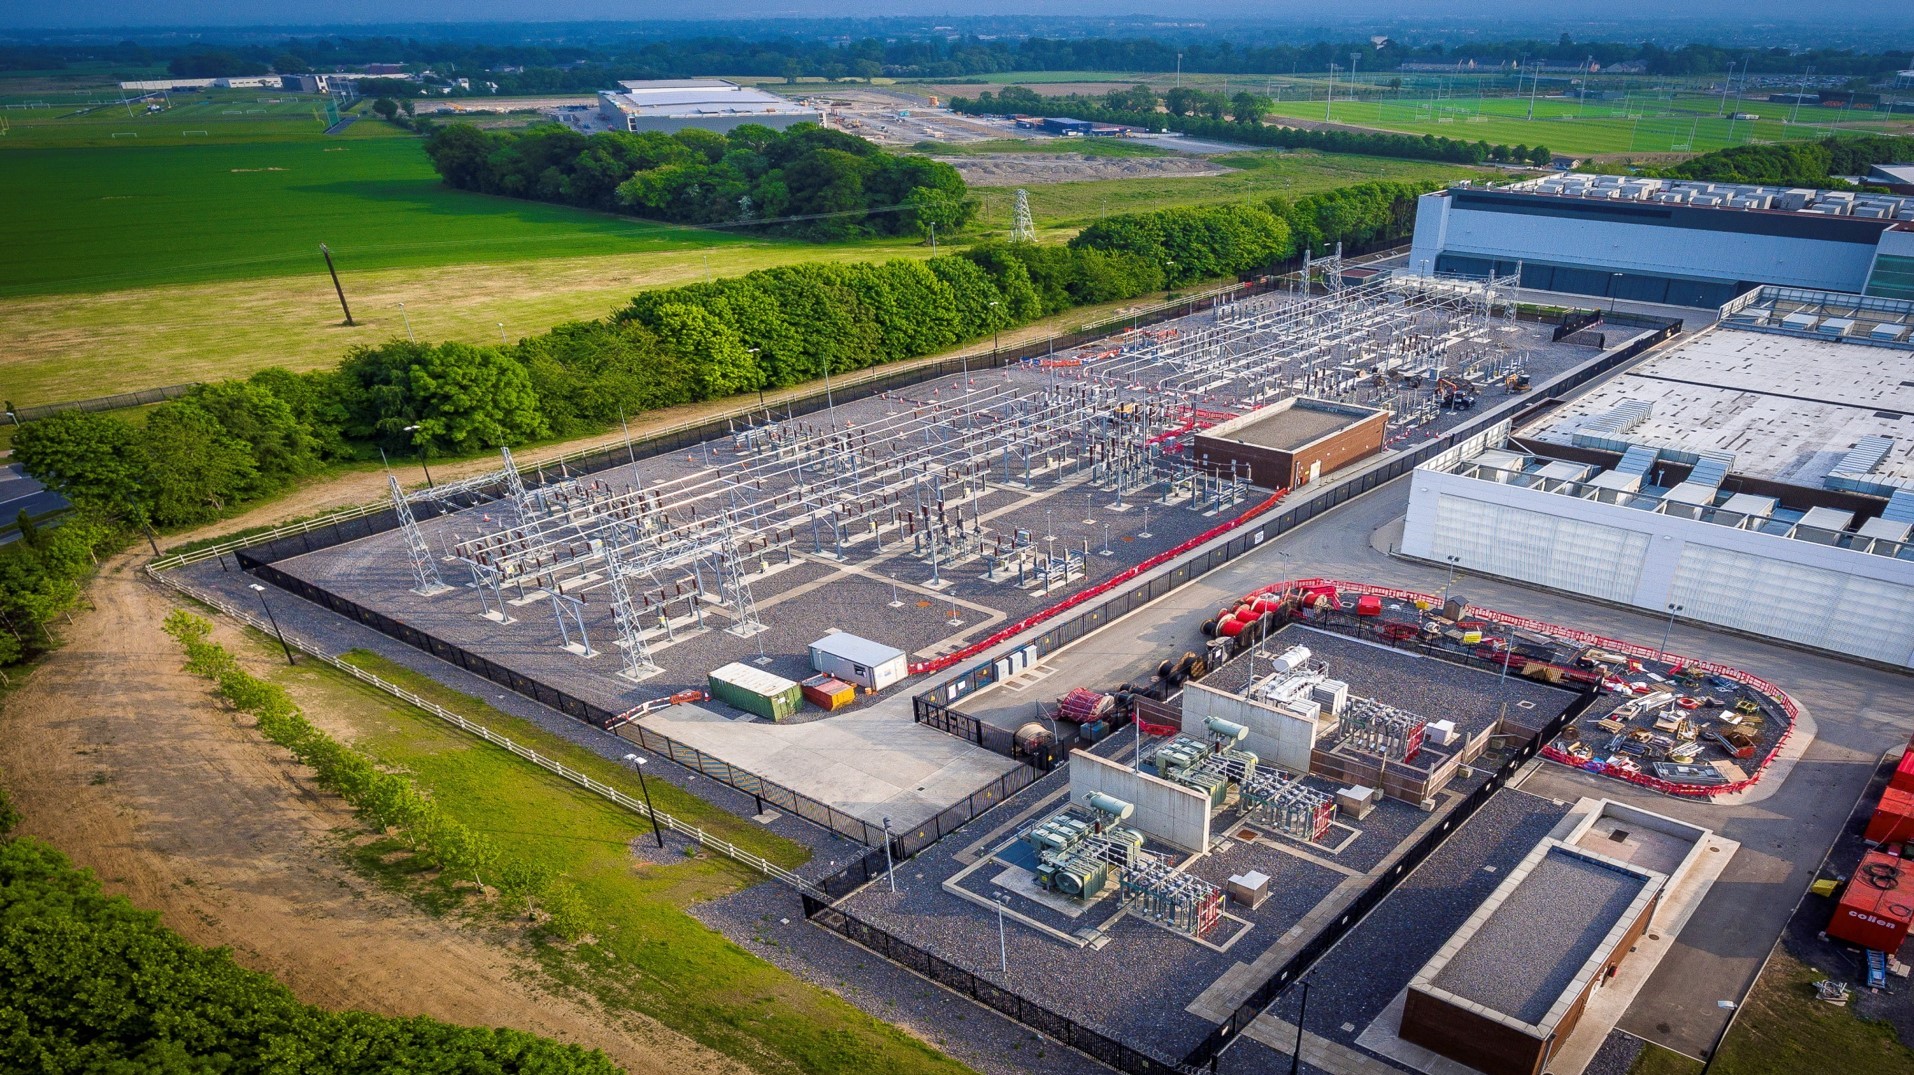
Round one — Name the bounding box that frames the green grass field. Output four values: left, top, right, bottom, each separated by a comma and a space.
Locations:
263, 645, 972, 1075
1258, 92, 1911, 157
0, 132, 802, 297
966, 149, 1485, 231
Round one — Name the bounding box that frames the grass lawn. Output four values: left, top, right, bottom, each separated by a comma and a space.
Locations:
1628, 951, 1914, 1075
967, 149, 1485, 231
254, 640, 971, 1075
0, 135, 790, 297
1257, 93, 1912, 157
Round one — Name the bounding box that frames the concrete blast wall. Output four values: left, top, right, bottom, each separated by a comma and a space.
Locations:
1069, 749, 1211, 853
1181, 681, 1318, 773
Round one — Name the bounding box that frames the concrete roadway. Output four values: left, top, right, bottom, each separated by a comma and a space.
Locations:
957, 474, 1914, 1063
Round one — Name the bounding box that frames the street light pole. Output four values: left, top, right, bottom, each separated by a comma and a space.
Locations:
881, 815, 898, 893
249, 583, 296, 666
1660, 603, 1684, 661
622, 754, 665, 848
398, 302, 413, 341
1289, 980, 1310, 1075
402, 424, 434, 488
996, 898, 1009, 974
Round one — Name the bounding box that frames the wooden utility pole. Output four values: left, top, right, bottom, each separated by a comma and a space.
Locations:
320, 243, 354, 325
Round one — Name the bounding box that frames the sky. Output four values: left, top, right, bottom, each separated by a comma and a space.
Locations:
10, 1, 1912, 31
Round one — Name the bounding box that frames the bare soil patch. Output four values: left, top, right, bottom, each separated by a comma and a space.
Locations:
0, 557, 745, 1075
937, 153, 1230, 186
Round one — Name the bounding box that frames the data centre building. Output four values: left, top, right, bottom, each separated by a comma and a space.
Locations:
1407, 174, 1914, 307
1401, 286, 1914, 668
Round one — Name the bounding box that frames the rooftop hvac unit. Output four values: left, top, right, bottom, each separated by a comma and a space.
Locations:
1872, 322, 1910, 342
1819, 317, 1857, 336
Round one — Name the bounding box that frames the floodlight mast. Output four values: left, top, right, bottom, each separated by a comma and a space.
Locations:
319, 243, 354, 325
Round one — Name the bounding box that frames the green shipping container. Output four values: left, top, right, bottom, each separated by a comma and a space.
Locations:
708, 662, 802, 722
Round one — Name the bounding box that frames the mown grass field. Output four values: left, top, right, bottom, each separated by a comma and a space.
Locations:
968, 149, 1485, 231
1258, 92, 1912, 157
0, 129, 796, 297
263, 645, 972, 1075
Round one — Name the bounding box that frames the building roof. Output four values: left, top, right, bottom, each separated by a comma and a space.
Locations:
809, 632, 906, 666
1527, 325, 1914, 489
1201, 398, 1383, 452
1416, 841, 1661, 1031
601, 78, 816, 119
1486, 172, 1914, 223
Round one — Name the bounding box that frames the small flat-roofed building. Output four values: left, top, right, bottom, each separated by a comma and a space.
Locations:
1401, 841, 1666, 1075
596, 78, 822, 135
1191, 398, 1388, 490
809, 631, 908, 691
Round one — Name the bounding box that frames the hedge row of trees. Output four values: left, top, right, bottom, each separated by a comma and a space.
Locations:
0, 763, 615, 1072
952, 86, 1550, 166
13, 179, 1434, 541
162, 611, 595, 939
423, 122, 974, 240
1629, 134, 1914, 187
0, 511, 116, 669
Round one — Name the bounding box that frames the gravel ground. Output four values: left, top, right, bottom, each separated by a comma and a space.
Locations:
1583, 1029, 1648, 1075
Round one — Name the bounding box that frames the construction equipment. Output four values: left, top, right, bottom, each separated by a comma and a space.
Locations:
604, 689, 710, 730
1505, 372, 1531, 393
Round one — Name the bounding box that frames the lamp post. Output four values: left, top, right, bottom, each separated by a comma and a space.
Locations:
1289, 979, 1310, 1075
1444, 554, 1460, 593
622, 754, 664, 848
249, 583, 295, 666
497, 321, 508, 345
1609, 272, 1625, 314
398, 301, 413, 341
1660, 603, 1685, 661
996, 895, 1010, 975
988, 299, 1001, 360
881, 815, 898, 893
401, 424, 434, 488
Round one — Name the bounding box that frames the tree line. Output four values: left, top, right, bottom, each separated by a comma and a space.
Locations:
11, 179, 1437, 558
422, 122, 974, 241
0, 755, 616, 1072
0, 511, 116, 670
951, 86, 1551, 166
1622, 134, 1914, 187
10, 29, 1908, 85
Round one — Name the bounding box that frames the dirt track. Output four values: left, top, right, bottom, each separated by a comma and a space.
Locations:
0, 557, 744, 1075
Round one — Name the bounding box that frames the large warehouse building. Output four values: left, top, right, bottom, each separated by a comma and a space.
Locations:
1408, 174, 1914, 307
1402, 285, 1914, 668
595, 78, 822, 134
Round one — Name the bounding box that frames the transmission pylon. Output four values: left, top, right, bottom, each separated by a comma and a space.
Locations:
388, 474, 449, 596
1011, 188, 1037, 244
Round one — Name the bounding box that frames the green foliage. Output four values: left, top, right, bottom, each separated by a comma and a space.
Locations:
1632, 135, 1914, 187
0, 510, 115, 668
424, 122, 976, 240
338, 340, 550, 454
158, 612, 589, 941
0, 771, 19, 836
0, 833, 620, 1073
952, 92, 1542, 165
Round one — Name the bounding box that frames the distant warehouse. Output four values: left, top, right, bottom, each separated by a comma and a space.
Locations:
1408, 173, 1914, 307
595, 78, 822, 135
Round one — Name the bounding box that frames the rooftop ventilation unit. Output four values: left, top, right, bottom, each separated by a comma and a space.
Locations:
1572, 400, 1655, 454
1686, 450, 1735, 489
1826, 435, 1899, 496
1884, 488, 1914, 524
1615, 444, 1660, 477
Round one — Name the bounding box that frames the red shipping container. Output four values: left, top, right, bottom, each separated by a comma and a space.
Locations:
1355, 594, 1383, 617
1828, 850, 1914, 953
1867, 788, 1914, 845
1891, 746, 1914, 796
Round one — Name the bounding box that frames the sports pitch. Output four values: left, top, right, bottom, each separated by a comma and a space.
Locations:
1259, 92, 1910, 156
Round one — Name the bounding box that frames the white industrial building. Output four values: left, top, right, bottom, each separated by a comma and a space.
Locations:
594, 78, 822, 134
1408, 174, 1914, 307
1402, 286, 1914, 667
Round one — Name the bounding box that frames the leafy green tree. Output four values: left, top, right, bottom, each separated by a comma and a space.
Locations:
371, 97, 399, 121
139, 402, 261, 525
186, 381, 321, 488
651, 303, 763, 399
11, 410, 144, 513
338, 340, 546, 452
1231, 92, 1272, 124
